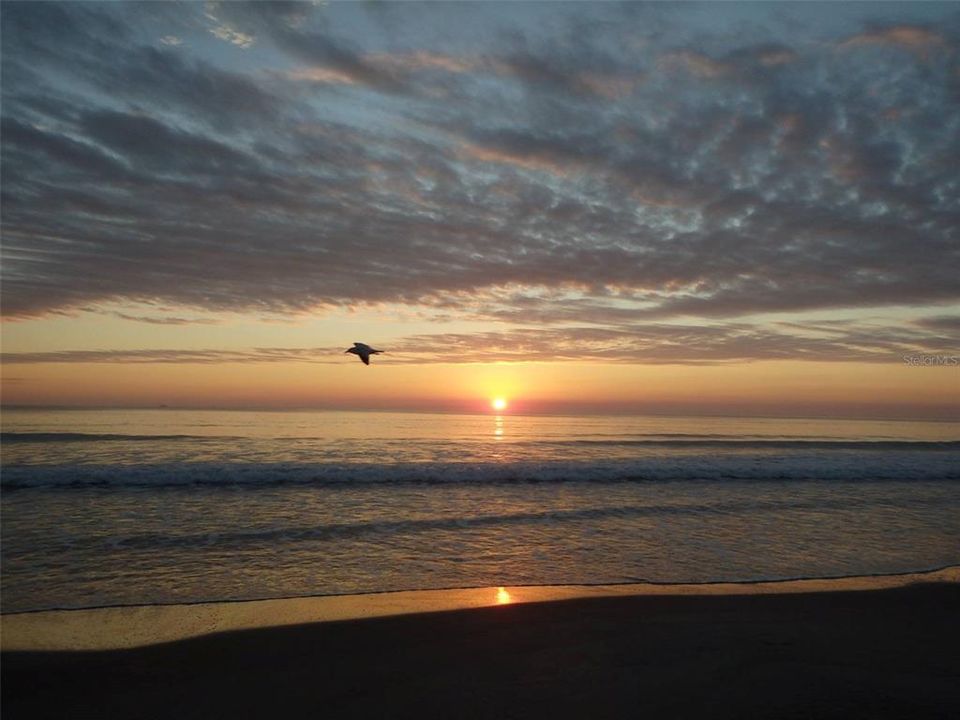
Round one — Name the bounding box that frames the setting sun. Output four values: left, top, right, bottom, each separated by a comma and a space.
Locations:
491, 398, 508, 411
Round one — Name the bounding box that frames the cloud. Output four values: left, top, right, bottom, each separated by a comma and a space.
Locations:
2, 316, 954, 367
659, 43, 798, 80
366, 51, 477, 75
113, 313, 220, 326
2, 4, 281, 132
838, 25, 947, 58
0, 348, 334, 365
285, 66, 359, 85
459, 142, 570, 175
1, 1, 958, 346
78, 109, 257, 173
915, 315, 960, 333
660, 50, 731, 78
574, 71, 643, 99
202, 0, 307, 49
209, 25, 254, 49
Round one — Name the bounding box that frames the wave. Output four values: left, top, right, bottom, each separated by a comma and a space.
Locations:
3, 453, 958, 488
0, 432, 225, 443
528, 439, 960, 450
33, 494, 945, 554
3, 431, 957, 451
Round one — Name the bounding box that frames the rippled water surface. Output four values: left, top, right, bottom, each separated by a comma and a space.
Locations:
2, 409, 958, 612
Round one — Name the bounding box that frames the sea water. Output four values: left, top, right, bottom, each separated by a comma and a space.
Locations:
2, 409, 958, 612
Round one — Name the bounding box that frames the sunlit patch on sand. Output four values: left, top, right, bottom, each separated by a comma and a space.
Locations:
496, 586, 512, 604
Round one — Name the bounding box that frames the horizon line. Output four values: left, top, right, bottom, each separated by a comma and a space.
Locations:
2, 403, 958, 424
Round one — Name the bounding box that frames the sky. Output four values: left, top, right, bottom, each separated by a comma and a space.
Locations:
1, 1, 958, 418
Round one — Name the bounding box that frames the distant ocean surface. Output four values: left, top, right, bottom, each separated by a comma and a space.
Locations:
2, 409, 959, 613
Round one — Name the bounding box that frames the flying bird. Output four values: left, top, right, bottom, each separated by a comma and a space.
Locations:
345, 342, 384, 365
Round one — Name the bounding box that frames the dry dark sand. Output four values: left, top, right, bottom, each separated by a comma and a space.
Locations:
4, 582, 959, 719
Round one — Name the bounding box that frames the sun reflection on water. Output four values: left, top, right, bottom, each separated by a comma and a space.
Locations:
493, 415, 504, 438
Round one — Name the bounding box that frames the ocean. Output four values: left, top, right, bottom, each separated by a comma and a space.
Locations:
2, 409, 958, 613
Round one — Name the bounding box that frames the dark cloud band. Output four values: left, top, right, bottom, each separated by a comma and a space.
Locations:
1, 2, 957, 348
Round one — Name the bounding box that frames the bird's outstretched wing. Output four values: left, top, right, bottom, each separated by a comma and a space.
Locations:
347, 342, 382, 364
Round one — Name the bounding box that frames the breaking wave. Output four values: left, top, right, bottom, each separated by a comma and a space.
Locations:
3, 452, 959, 489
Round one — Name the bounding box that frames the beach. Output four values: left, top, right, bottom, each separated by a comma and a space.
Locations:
3, 570, 959, 719
3, 411, 958, 718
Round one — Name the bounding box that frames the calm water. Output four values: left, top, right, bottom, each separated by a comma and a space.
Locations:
2, 409, 959, 612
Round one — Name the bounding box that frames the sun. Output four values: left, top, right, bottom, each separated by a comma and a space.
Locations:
491, 397, 508, 411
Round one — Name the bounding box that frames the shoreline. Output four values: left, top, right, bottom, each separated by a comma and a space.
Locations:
4, 572, 959, 719
4, 565, 957, 652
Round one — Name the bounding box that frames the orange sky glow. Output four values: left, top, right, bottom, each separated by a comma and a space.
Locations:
2, 349, 957, 420
2, 2, 958, 421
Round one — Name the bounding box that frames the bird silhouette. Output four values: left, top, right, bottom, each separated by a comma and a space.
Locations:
345, 342, 384, 365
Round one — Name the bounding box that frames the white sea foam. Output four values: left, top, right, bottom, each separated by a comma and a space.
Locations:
2, 449, 959, 489
3, 410, 958, 613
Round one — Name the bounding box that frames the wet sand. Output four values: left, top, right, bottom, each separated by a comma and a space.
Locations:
3, 571, 959, 719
